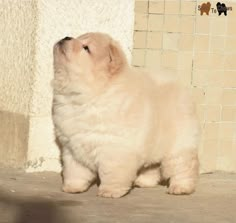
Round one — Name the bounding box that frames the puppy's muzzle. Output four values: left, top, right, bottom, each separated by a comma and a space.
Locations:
55, 36, 73, 56
58, 36, 73, 45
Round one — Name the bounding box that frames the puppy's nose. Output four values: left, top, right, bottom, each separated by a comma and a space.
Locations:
62, 36, 73, 41
58, 36, 73, 46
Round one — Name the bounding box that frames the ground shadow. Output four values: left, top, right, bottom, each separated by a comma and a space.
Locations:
0, 190, 83, 223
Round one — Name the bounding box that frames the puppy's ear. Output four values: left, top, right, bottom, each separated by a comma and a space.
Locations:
108, 40, 127, 75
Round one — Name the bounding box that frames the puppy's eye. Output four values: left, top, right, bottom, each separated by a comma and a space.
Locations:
83, 45, 90, 53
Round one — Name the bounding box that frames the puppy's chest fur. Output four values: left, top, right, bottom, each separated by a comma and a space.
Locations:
53, 93, 140, 169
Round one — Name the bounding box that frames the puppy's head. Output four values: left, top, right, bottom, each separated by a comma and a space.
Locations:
53, 32, 128, 93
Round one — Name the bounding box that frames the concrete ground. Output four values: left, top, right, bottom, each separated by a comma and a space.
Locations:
0, 168, 235, 223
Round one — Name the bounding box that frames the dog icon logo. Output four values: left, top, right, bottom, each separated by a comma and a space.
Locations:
199, 2, 211, 15
216, 2, 227, 16
198, 1, 232, 16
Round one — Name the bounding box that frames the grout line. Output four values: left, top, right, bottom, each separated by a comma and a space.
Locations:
143, 0, 150, 68
222, 13, 228, 73
191, 0, 197, 86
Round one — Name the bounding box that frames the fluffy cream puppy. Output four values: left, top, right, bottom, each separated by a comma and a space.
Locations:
52, 32, 200, 198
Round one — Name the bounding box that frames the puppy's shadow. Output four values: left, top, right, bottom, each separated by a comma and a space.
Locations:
0, 190, 82, 223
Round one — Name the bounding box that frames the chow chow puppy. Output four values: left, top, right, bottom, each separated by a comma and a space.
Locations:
52, 32, 200, 198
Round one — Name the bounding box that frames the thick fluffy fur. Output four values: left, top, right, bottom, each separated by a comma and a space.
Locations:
52, 32, 200, 198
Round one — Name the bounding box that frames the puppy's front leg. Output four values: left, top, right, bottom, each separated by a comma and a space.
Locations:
62, 149, 96, 193
161, 150, 199, 195
97, 152, 138, 198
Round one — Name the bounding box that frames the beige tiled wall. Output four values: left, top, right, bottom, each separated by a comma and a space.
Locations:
132, 0, 236, 173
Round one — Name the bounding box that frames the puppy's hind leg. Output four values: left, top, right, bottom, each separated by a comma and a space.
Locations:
62, 149, 96, 193
161, 149, 199, 195
134, 165, 161, 188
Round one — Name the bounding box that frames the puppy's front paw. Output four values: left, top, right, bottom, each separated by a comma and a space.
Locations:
62, 180, 90, 193
167, 182, 195, 195
98, 186, 130, 198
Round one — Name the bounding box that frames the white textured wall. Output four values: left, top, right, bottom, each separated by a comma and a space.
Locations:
26, 0, 135, 171
0, 0, 37, 115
